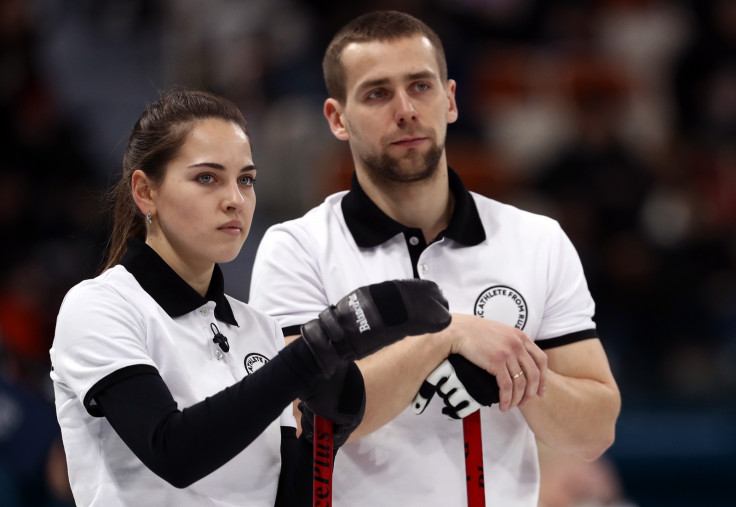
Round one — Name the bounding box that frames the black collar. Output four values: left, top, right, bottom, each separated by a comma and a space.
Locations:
120, 238, 238, 326
341, 168, 486, 247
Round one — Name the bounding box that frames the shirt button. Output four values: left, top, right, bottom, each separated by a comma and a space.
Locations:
420, 264, 429, 275
409, 236, 419, 246
200, 307, 210, 316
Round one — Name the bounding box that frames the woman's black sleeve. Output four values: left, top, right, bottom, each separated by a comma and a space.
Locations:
274, 427, 314, 507
93, 337, 321, 489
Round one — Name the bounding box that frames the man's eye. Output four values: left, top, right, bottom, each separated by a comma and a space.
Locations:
367, 90, 386, 100
414, 82, 430, 92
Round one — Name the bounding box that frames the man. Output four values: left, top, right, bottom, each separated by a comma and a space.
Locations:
249, 10, 621, 506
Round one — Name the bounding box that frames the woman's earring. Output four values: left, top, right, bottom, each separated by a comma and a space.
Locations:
146, 212, 153, 224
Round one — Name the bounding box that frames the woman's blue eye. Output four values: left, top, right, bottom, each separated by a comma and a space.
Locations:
198, 174, 214, 184
239, 175, 255, 186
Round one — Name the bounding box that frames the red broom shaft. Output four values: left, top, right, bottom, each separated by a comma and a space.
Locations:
313, 415, 333, 507
464, 411, 486, 507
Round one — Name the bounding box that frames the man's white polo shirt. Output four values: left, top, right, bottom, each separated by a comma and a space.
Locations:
51, 239, 294, 506
249, 169, 598, 507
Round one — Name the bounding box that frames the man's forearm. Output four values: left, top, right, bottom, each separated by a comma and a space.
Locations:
351, 331, 451, 440
521, 347, 621, 461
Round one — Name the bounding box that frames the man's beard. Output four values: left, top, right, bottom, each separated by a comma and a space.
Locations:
361, 141, 444, 185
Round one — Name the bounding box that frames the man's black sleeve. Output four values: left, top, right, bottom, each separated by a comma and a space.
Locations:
93, 338, 322, 489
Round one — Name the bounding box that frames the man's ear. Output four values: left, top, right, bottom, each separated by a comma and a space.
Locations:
446, 79, 459, 125
324, 98, 350, 141
131, 169, 155, 216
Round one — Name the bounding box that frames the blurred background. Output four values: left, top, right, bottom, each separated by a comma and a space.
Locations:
1, 0, 735, 505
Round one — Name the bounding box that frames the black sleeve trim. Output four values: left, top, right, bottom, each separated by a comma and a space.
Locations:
84, 364, 159, 417
536, 328, 599, 350
282, 324, 303, 338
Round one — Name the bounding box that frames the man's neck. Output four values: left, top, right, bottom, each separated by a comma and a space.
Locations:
356, 165, 454, 243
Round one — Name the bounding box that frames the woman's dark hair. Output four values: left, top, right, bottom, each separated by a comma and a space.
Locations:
102, 89, 248, 271
323, 10, 448, 103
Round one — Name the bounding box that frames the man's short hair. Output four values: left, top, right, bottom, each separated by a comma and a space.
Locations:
323, 10, 448, 104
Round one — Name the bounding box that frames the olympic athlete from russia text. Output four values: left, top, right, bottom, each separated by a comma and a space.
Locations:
49, 89, 451, 507
248, 11, 621, 506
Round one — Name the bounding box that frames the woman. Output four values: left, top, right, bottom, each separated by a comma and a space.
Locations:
50, 89, 450, 506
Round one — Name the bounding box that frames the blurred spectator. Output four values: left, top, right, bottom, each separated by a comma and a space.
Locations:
530, 50, 660, 394
0, 344, 74, 506
538, 442, 635, 507
1, 0, 108, 390
1, 1, 107, 503
672, 0, 736, 138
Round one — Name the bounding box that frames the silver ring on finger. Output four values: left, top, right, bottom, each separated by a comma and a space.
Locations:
512, 370, 525, 380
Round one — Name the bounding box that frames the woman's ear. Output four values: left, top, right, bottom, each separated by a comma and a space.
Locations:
131, 170, 154, 216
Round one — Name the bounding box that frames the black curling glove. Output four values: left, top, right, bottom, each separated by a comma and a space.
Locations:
299, 361, 365, 450
443, 354, 500, 419
413, 354, 499, 419
300, 279, 451, 377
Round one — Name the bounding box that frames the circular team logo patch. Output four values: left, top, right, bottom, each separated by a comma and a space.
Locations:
244, 353, 269, 374
474, 285, 528, 330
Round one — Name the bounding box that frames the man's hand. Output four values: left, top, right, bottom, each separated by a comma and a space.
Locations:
429, 314, 547, 412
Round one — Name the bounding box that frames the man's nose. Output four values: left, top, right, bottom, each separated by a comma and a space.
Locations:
394, 91, 417, 124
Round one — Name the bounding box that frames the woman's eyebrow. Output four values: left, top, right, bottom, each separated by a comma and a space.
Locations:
187, 162, 257, 172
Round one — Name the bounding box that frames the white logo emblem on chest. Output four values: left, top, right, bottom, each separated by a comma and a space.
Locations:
244, 353, 270, 374
474, 285, 528, 330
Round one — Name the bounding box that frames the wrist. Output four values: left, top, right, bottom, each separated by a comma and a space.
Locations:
428, 315, 457, 359
441, 313, 464, 356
